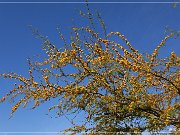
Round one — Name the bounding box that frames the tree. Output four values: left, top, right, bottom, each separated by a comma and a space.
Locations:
0, 4, 179, 134
172, 1, 180, 9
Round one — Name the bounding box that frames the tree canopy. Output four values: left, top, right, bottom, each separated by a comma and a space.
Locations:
0, 4, 179, 134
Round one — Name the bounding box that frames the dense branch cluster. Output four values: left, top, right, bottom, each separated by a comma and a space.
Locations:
0, 9, 179, 134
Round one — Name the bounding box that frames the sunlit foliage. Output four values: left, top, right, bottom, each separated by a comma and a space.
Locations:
0, 5, 179, 134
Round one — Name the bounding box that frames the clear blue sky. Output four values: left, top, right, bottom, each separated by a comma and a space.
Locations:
0, 0, 180, 134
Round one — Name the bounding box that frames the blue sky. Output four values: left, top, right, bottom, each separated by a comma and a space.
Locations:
0, 0, 180, 134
